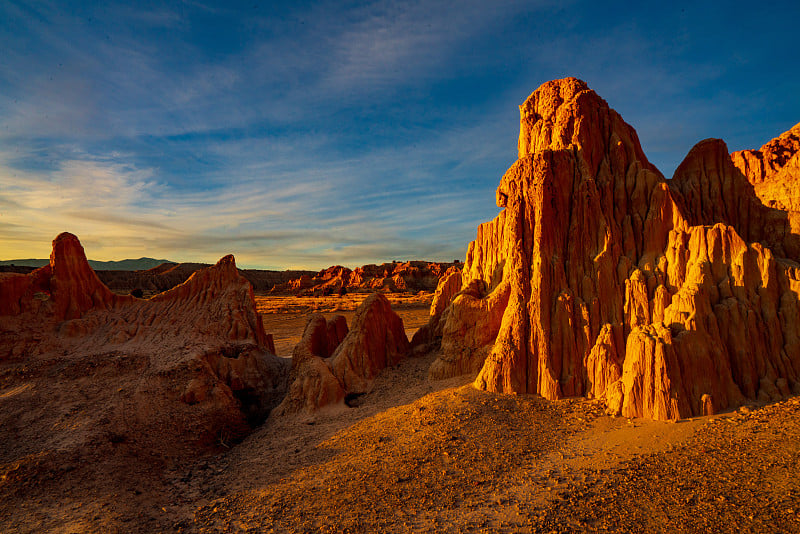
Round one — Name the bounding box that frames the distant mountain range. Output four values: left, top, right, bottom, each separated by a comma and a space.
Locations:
0, 257, 173, 271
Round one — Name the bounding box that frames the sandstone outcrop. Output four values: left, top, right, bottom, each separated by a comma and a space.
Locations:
275, 314, 350, 414
731, 122, 800, 204
428, 77, 800, 420
329, 293, 410, 393
0, 232, 125, 319
0, 233, 288, 449
428, 278, 510, 379
670, 138, 800, 261
277, 293, 410, 413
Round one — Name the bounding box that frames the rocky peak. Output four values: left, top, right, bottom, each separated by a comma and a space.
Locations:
517, 77, 658, 178
731, 122, 800, 184
48, 232, 120, 319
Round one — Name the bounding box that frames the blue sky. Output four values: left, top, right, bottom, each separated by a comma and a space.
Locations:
1, 0, 798, 269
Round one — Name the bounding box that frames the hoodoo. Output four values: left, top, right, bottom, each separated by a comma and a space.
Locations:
277, 292, 410, 413
426, 78, 800, 420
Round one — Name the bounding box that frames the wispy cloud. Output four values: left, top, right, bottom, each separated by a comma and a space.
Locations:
1, 0, 798, 268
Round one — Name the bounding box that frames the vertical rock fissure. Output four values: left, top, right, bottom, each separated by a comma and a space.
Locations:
520, 192, 531, 393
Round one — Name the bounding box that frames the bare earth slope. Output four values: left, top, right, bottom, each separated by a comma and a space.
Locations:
185, 352, 800, 533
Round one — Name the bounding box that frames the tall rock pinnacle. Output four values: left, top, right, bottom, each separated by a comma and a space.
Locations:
428, 77, 800, 420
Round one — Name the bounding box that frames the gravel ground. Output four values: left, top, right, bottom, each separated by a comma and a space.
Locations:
183, 353, 800, 534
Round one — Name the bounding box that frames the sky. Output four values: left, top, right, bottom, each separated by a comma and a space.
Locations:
1, 0, 799, 269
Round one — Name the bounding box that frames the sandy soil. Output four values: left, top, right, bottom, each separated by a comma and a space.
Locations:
2, 295, 800, 533
182, 348, 800, 533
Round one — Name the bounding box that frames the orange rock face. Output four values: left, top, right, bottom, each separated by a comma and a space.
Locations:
277, 293, 410, 413
275, 314, 349, 415
410, 266, 462, 351
0, 233, 287, 445
670, 138, 800, 261
329, 293, 410, 394
432, 78, 800, 420
731, 122, 800, 185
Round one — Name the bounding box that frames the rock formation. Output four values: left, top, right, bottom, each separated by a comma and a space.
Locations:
270, 261, 462, 295
670, 138, 800, 261
277, 293, 410, 413
410, 266, 463, 352
427, 77, 800, 420
0, 233, 288, 449
731, 122, 800, 210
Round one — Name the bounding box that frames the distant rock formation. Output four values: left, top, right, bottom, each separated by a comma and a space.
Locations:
0, 233, 288, 447
426, 77, 800, 420
270, 261, 462, 295
277, 293, 410, 414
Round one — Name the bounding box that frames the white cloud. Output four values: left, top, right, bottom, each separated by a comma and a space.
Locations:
0, 124, 503, 268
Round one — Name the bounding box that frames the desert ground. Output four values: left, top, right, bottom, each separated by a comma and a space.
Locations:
2, 293, 799, 533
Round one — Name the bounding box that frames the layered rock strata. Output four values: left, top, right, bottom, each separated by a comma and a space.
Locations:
428, 77, 800, 420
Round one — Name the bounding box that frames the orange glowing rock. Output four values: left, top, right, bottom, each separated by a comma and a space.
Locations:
277, 292, 410, 414
427, 78, 800, 420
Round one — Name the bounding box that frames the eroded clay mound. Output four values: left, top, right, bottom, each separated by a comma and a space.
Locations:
0, 233, 288, 453
428, 77, 800, 420
277, 293, 410, 414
